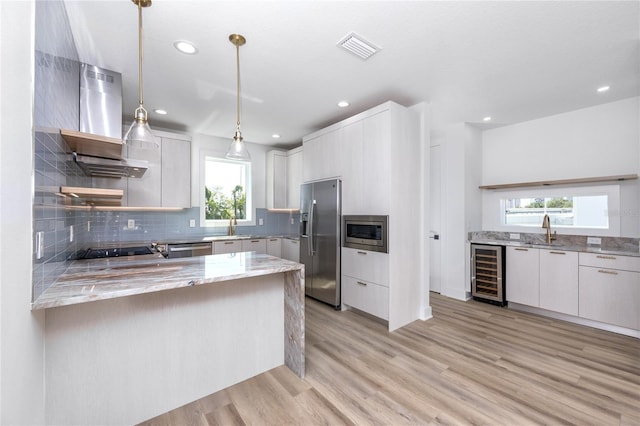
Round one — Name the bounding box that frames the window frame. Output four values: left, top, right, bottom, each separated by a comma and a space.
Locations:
199, 151, 254, 228
482, 184, 621, 237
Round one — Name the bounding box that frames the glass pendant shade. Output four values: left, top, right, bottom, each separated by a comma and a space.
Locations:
226, 129, 251, 161
124, 106, 158, 149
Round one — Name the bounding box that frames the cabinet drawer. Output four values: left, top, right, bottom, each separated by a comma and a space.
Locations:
213, 240, 242, 254
342, 247, 389, 287
579, 266, 640, 330
241, 239, 267, 254
342, 275, 389, 320
579, 252, 640, 272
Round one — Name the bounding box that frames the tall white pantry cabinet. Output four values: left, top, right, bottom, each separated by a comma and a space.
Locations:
302, 101, 423, 331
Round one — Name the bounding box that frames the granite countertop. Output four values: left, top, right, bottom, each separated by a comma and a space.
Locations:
469, 239, 640, 257
32, 252, 304, 310
157, 235, 299, 244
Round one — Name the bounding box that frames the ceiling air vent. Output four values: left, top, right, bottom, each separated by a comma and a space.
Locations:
337, 32, 381, 60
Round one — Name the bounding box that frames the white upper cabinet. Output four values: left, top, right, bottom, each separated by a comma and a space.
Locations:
266, 150, 288, 209
362, 111, 391, 214
302, 128, 341, 183
340, 121, 363, 215
266, 147, 303, 210
286, 146, 303, 209
123, 130, 191, 208
161, 137, 191, 208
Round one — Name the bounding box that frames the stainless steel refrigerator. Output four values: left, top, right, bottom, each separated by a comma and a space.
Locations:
299, 178, 341, 308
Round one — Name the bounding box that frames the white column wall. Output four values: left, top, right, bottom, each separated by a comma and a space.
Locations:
0, 1, 46, 424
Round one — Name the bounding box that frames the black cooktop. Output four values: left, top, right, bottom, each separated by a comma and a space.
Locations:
75, 246, 154, 260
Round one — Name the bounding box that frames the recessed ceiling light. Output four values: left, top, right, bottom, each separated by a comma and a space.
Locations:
337, 101, 349, 108
154, 109, 168, 115
272, 134, 281, 139
597, 85, 610, 93
173, 40, 198, 55
483, 116, 492, 122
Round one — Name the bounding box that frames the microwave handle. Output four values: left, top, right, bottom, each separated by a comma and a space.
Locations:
308, 200, 316, 256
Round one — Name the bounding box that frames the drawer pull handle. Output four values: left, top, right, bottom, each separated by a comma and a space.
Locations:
269, 239, 278, 242
598, 269, 618, 275
550, 251, 566, 255
356, 251, 367, 255
251, 240, 260, 243
356, 281, 367, 286
596, 255, 616, 260
514, 248, 528, 251
224, 242, 235, 245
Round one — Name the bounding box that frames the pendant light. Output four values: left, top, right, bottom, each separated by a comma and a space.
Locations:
123, 0, 158, 149
225, 34, 251, 161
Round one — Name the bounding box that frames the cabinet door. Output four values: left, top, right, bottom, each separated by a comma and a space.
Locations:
214, 240, 241, 254
362, 111, 390, 214
342, 247, 389, 287
266, 151, 287, 209
579, 266, 640, 330
506, 247, 539, 306
282, 238, 300, 262
161, 137, 191, 208
342, 275, 389, 320
303, 129, 340, 182
126, 135, 162, 207
266, 238, 282, 257
241, 239, 267, 254
286, 148, 303, 209
340, 121, 363, 215
539, 249, 579, 315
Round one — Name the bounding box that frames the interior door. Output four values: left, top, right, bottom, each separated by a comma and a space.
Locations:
429, 145, 442, 293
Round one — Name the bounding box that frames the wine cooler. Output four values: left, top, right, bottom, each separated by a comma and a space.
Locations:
471, 244, 506, 305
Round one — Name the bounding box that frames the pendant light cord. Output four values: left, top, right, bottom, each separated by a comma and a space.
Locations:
236, 42, 241, 131
137, 0, 144, 107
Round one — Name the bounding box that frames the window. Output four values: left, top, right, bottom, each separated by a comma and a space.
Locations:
482, 185, 621, 237
202, 156, 252, 227
503, 195, 608, 228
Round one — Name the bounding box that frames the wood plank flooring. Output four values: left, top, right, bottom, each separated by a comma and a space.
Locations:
139, 293, 640, 425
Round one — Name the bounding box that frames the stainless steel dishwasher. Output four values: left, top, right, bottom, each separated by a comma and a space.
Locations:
166, 242, 213, 258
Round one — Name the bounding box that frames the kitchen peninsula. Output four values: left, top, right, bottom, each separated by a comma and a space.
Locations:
33, 253, 304, 426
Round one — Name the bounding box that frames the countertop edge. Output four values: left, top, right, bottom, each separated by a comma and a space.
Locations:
32, 254, 304, 310
469, 239, 640, 257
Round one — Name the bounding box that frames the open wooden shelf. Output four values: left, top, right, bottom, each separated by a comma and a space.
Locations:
60, 186, 123, 200
479, 174, 638, 190
61, 129, 123, 160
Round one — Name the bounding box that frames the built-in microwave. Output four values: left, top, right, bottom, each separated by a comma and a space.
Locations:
343, 215, 388, 253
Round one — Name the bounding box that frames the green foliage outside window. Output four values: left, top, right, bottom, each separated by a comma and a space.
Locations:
205, 185, 246, 220
525, 197, 573, 209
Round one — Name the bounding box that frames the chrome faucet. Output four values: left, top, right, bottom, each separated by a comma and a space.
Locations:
228, 216, 237, 236
541, 214, 557, 244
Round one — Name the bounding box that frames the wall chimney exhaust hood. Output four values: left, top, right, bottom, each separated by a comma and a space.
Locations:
61, 129, 148, 178
72, 152, 148, 179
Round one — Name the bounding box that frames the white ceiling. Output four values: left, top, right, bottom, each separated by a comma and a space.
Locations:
63, 1, 639, 148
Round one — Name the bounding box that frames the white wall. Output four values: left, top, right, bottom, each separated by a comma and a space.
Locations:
482, 97, 640, 237
0, 2, 46, 424
441, 123, 483, 301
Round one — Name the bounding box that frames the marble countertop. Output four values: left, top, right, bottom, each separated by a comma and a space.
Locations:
32, 252, 304, 310
156, 235, 299, 245
469, 239, 640, 257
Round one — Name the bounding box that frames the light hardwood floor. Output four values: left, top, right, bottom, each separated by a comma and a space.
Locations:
139, 293, 640, 425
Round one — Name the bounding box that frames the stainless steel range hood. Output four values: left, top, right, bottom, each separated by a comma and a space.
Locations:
73, 153, 148, 179
70, 64, 149, 179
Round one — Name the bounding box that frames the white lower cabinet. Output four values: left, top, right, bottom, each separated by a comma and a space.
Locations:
241, 239, 267, 254
539, 249, 579, 316
342, 247, 389, 320
213, 240, 242, 254
266, 238, 282, 257
342, 276, 389, 320
506, 247, 540, 306
282, 238, 300, 262
579, 253, 640, 330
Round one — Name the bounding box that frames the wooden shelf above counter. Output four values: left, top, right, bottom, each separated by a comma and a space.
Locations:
60, 186, 123, 200
479, 174, 638, 190
60, 129, 123, 160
